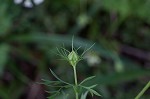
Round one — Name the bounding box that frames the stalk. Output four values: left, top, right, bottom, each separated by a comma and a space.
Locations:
73, 66, 79, 99
135, 81, 150, 99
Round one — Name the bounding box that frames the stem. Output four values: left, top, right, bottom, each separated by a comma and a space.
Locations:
73, 66, 78, 85
73, 66, 79, 99
135, 81, 150, 99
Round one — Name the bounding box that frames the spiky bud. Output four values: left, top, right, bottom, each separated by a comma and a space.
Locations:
68, 51, 79, 67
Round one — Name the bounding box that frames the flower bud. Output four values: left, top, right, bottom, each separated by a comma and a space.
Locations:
68, 51, 79, 67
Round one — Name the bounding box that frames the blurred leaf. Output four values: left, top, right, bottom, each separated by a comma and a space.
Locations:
114, 58, 124, 72
40, 79, 61, 86
93, 69, 150, 85
0, 44, 9, 76
88, 84, 97, 89
89, 89, 101, 97
54, 88, 74, 99
62, 91, 69, 99
102, 0, 130, 18
0, 88, 9, 99
0, 2, 11, 36
80, 91, 88, 99
47, 93, 58, 99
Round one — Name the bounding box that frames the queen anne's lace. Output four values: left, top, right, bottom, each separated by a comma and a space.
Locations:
14, 0, 44, 8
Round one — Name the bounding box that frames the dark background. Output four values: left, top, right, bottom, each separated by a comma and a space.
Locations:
0, 0, 150, 99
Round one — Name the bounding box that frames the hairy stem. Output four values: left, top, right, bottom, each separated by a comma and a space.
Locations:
73, 66, 78, 99
135, 81, 150, 99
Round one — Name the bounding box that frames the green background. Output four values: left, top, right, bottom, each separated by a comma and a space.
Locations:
0, 0, 150, 99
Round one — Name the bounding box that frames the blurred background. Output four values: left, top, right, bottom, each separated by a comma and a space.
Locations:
0, 0, 150, 99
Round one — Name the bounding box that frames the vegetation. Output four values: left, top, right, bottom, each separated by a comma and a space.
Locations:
0, 0, 150, 99
41, 37, 101, 99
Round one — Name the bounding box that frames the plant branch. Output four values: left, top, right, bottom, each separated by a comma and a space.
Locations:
135, 81, 150, 99
73, 66, 79, 99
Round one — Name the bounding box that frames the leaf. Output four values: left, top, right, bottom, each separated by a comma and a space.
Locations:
46, 90, 59, 94
79, 76, 95, 85
89, 90, 94, 97
80, 91, 88, 99
53, 88, 74, 99
88, 84, 97, 89
47, 93, 58, 99
79, 85, 101, 97
49, 69, 73, 86
0, 88, 9, 99
89, 89, 101, 97
102, 0, 130, 17
0, 44, 10, 76
39, 79, 61, 86
46, 87, 63, 94
92, 69, 150, 86
0, 3, 11, 36
62, 91, 69, 99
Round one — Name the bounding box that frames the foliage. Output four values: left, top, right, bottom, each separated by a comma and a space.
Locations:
40, 37, 101, 99
0, 0, 150, 99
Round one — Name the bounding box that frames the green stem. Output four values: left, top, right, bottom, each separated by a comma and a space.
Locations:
73, 66, 79, 99
135, 81, 150, 99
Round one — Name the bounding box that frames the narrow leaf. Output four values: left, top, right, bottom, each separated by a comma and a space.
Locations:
80, 91, 88, 99
89, 89, 101, 97
0, 44, 9, 76
62, 91, 69, 99
89, 90, 94, 97
40, 79, 61, 85
80, 76, 95, 85
81, 43, 95, 57
49, 69, 73, 86
47, 93, 59, 99
88, 84, 97, 89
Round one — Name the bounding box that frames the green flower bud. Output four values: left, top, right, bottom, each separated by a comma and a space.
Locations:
68, 51, 79, 67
